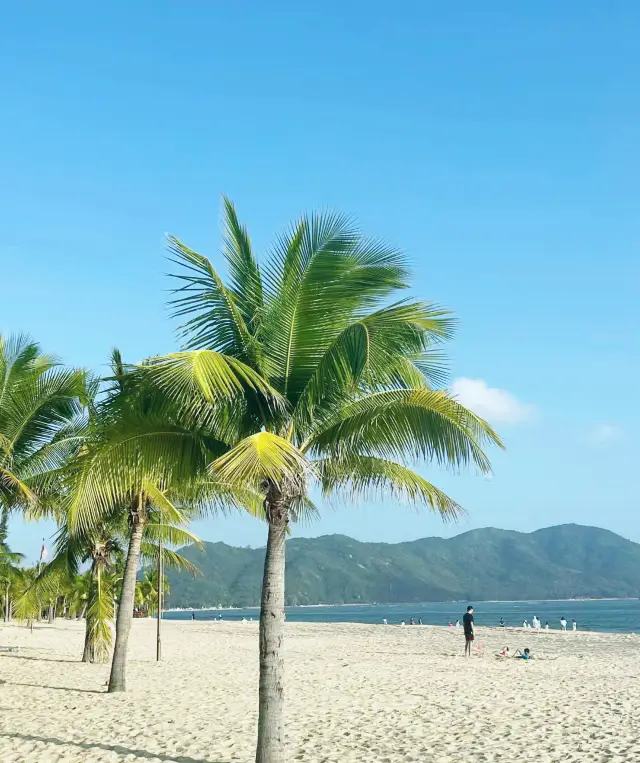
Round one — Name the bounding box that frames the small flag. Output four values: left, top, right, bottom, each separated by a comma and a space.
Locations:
39, 541, 48, 562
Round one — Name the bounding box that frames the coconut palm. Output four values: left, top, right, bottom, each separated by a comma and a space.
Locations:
142, 198, 505, 762
0, 333, 87, 522
66, 350, 264, 691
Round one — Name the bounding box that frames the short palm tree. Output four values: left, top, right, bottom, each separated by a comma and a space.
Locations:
67, 351, 262, 691
0, 518, 23, 622
145, 198, 504, 762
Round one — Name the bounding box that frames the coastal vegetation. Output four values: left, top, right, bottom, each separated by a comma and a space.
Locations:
1, 199, 501, 763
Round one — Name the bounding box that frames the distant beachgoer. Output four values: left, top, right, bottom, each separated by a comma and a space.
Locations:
383, 618, 388, 626
572, 619, 577, 631
455, 620, 461, 629
191, 612, 195, 621
497, 646, 510, 657
534, 616, 541, 632
499, 618, 505, 628
560, 617, 567, 631
463, 606, 475, 657
545, 622, 550, 630
401, 621, 406, 627
515, 648, 532, 660
522, 620, 529, 629
448, 622, 453, 627
409, 617, 415, 625
418, 618, 422, 625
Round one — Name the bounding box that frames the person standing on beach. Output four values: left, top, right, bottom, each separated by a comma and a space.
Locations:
463, 606, 475, 656
572, 619, 577, 631
560, 616, 567, 631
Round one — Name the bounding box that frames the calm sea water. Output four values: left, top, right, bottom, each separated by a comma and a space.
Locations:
165, 599, 640, 634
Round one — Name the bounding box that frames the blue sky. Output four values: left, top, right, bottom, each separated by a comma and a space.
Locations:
2, 2, 639, 560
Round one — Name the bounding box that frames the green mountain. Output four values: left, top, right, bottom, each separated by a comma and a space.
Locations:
164, 524, 640, 608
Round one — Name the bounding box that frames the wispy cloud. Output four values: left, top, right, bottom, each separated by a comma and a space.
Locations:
588, 424, 624, 446
451, 378, 533, 424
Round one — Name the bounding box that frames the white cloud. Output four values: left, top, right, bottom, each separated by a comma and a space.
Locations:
588, 424, 624, 446
451, 378, 533, 424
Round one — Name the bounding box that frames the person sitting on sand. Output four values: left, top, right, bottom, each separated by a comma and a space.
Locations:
499, 618, 505, 627
514, 648, 532, 660
496, 646, 510, 657
522, 620, 529, 629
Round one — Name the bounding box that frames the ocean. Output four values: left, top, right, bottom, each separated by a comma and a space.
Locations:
165, 598, 640, 634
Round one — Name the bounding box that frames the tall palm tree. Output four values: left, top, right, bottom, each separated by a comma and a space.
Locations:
146, 198, 504, 762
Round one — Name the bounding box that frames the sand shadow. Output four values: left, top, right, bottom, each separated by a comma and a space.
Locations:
7, 681, 104, 694
1, 653, 78, 663
1, 732, 226, 762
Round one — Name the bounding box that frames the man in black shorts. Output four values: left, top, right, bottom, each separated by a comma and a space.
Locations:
463, 605, 474, 656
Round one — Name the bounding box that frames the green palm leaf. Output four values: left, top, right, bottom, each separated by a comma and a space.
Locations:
307, 388, 503, 472
316, 455, 463, 520
212, 431, 310, 490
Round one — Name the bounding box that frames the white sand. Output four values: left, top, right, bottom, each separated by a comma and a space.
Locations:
1, 618, 639, 762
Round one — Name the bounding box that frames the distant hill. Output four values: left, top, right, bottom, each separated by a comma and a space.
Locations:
163, 524, 640, 608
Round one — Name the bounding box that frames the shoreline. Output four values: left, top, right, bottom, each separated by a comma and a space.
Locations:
166, 596, 639, 612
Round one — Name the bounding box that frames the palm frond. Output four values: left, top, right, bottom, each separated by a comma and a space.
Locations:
292, 300, 455, 432
221, 196, 264, 332
212, 431, 310, 491
260, 212, 409, 400
307, 388, 503, 474
141, 350, 284, 412
168, 236, 258, 362
316, 455, 463, 521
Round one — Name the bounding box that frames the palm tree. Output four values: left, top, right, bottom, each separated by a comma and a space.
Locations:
147, 198, 504, 762
0, 333, 87, 522
66, 351, 261, 691
0, 521, 23, 622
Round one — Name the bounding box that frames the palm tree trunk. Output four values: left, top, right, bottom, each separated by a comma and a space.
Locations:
156, 541, 163, 661
108, 513, 146, 693
82, 618, 93, 662
82, 558, 98, 663
255, 497, 288, 763
4, 583, 9, 623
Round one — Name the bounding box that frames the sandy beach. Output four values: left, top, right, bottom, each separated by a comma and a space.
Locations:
1, 619, 639, 762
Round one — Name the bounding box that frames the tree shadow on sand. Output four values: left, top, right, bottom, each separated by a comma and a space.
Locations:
1, 732, 227, 763
1, 653, 78, 664
3, 680, 104, 694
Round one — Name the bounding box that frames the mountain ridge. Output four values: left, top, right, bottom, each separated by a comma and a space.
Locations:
164, 524, 640, 608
